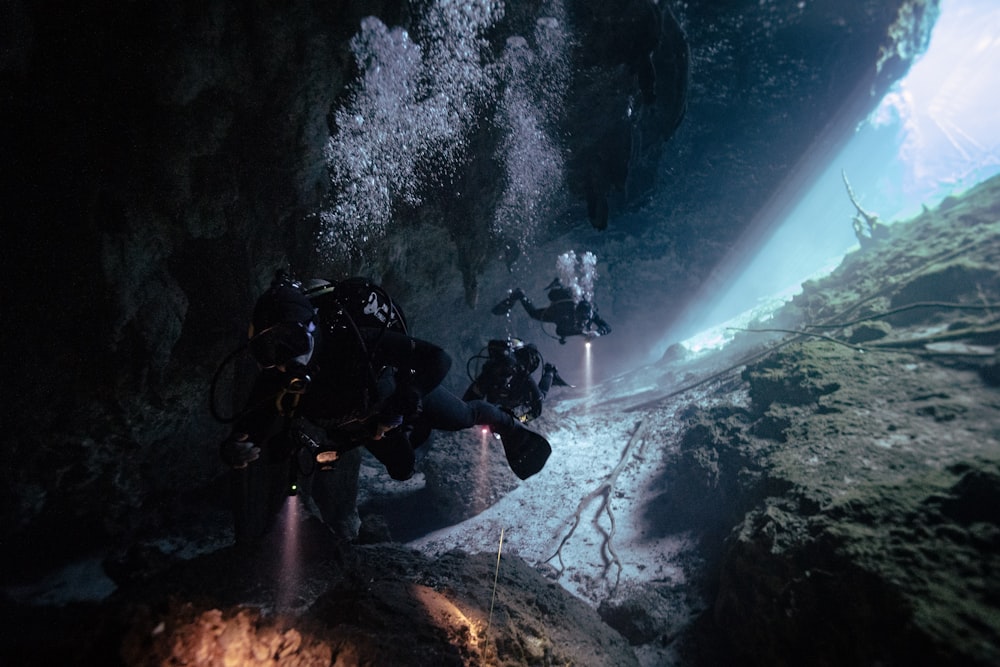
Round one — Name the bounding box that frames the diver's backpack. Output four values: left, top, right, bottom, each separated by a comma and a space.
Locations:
302, 276, 408, 336
301, 277, 410, 422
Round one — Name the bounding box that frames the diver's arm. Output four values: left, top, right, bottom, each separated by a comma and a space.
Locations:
228, 370, 286, 442
525, 377, 544, 419
591, 312, 612, 335
363, 329, 452, 395
463, 381, 484, 401
220, 371, 285, 467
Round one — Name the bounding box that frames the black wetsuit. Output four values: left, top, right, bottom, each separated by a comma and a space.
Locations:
463, 354, 550, 423
225, 285, 552, 542
231, 326, 524, 481
521, 287, 576, 338
505, 286, 611, 341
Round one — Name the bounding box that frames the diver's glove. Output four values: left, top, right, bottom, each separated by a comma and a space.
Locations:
372, 382, 422, 440
220, 435, 260, 469
596, 322, 611, 336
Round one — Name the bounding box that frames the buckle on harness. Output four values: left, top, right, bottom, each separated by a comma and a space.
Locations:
275, 370, 310, 416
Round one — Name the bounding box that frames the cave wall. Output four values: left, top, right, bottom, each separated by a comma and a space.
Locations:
3, 0, 409, 570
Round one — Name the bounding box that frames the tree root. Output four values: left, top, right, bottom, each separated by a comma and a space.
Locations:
624, 302, 1000, 413
543, 420, 646, 593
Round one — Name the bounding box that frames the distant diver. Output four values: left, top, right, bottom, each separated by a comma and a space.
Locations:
493, 251, 612, 344
464, 338, 571, 423
492, 279, 612, 344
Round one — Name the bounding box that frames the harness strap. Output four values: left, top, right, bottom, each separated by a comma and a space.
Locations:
275, 375, 309, 417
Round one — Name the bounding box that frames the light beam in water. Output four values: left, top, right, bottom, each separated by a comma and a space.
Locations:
276, 495, 301, 612
475, 427, 491, 504
654, 0, 1000, 360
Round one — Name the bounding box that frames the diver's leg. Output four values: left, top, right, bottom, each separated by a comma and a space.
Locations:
539, 368, 554, 396
419, 386, 512, 432
309, 447, 363, 541
364, 431, 416, 481
420, 387, 551, 479
231, 454, 287, 545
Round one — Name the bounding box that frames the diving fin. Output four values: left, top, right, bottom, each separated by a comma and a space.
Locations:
491, 299, 514, 316
490, 288, 523, 316
500, 428, 551, 480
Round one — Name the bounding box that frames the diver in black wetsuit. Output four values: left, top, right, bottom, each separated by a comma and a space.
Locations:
218, 273, 551, 542
492, 278, 612, 344
463, 338, 570, 423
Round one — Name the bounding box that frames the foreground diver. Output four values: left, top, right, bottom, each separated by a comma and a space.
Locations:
491, 278, 612, 343
218, 273, 551, 542
463, 338, 570, 423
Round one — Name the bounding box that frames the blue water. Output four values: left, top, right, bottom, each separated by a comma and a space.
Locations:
656, 0, 1000, 360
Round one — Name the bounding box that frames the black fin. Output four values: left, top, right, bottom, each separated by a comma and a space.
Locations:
501, 429, 551, 480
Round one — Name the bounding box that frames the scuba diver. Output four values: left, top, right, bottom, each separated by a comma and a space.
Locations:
216, 272, 551, 543
463, 338, 570, 423
491, 278, 612, 344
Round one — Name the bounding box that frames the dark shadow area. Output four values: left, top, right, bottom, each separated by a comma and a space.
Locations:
358, 486, 454, 544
